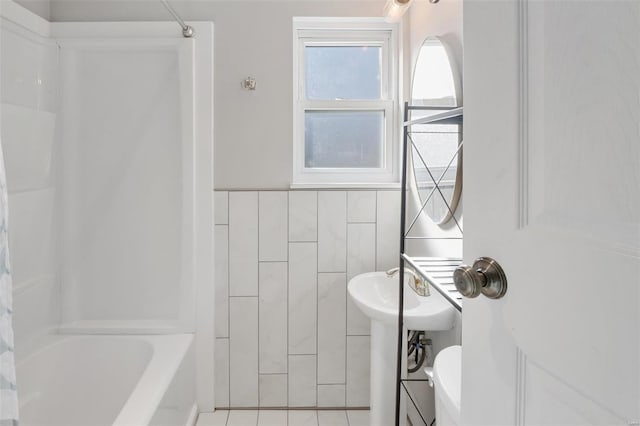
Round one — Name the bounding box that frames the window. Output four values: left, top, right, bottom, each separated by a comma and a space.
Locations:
292, 19, 400, 187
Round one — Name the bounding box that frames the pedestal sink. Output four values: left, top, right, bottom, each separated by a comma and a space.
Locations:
348, 271, 456, 426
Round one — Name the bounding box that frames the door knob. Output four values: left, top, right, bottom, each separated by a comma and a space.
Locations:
453, 257, 507, 299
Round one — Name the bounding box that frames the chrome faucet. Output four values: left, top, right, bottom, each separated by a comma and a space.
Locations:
385, 267, 430, 297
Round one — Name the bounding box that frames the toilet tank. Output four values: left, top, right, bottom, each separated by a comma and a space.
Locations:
433, 345, 461, 426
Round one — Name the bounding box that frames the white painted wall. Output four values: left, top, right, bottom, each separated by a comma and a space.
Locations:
50, 0, 391, 190
409, 0, 462, 92
14, 0, 49, 20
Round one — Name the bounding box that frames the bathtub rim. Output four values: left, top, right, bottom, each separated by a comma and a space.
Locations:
16, 333, 195, 426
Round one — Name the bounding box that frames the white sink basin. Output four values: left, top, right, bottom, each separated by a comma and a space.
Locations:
348, 271, 456, 331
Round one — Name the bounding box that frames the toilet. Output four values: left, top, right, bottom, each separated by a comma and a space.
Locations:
433, 345, 461, 426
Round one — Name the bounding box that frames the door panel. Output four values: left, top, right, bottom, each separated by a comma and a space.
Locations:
463, 1, 639, 425
524, 359, 628, 426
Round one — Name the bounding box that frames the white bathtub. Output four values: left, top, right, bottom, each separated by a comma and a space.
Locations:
16, 334, 197, 426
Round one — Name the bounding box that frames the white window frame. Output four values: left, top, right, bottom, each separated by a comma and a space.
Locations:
292, 18, 401, 188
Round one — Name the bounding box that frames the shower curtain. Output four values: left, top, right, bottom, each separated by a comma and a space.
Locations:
0, 143, 17, 425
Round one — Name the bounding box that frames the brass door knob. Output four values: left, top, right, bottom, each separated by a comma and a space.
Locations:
453, 257, 507, 299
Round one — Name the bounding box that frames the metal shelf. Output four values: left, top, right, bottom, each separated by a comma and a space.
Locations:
404, 106, 463, 127
395, 103, 463, 426
402, 254, 463, 312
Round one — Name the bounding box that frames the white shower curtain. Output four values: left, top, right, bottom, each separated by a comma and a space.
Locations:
0, 143, 18, 425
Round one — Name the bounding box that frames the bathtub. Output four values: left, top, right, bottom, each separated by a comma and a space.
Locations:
16, 334, 197, 426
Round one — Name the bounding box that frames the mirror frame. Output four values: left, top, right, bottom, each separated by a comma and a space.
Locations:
409, 36, 462, 226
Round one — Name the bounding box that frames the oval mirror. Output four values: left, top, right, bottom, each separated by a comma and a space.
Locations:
409, 36, 462, 226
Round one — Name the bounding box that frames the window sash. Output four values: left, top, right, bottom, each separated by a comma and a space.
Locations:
296, 102, 395, 182
298, 35, 391, 102
303, 104, 392, 168
292, 19, 399, 186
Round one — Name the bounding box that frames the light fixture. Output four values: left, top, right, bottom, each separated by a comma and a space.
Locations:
383, 0, 413, 23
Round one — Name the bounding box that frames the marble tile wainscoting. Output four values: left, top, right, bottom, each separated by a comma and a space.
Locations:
214, 190, 401, 409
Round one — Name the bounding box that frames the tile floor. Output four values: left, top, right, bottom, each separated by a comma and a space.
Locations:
197, 410, 370, 426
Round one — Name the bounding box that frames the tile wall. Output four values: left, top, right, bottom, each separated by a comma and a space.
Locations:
214, 190, 401, 408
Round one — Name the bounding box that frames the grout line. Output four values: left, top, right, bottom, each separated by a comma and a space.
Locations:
343, 387, 347, 415
374, 191, 379, 271
287, 192, 292, 244
216, 188, 395, 192
345, 221, 350, 402
226, 192, 231, 408
340, 192, 348, 391
286, 192, 290, 407
315, 190, 319, 408
284, 191, 291, 406
257, 201, 261, 408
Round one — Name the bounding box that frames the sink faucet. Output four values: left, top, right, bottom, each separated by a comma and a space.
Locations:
385, 267, 430, 297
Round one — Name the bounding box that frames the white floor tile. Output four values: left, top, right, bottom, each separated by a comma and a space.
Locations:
216, 409, 369, 426
197, 410, 228, 426
317, 410, 348, 426
257, 410, 288, 426
227, 410, 259, 426
288, 410, 318, 426
346, 410, 370, 426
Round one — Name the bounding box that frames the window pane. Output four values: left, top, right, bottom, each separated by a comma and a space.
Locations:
305, 46, 382, 100
305, 111, 384, 168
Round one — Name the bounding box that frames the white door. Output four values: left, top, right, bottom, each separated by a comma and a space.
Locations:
462, 1, 639, 425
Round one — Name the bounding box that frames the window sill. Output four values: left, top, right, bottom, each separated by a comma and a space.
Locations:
289, 182, 401, 190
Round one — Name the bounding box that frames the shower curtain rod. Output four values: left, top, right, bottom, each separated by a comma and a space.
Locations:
161, 0, 194, 38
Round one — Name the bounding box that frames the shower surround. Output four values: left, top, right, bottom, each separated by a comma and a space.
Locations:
1, 1, 214, 422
